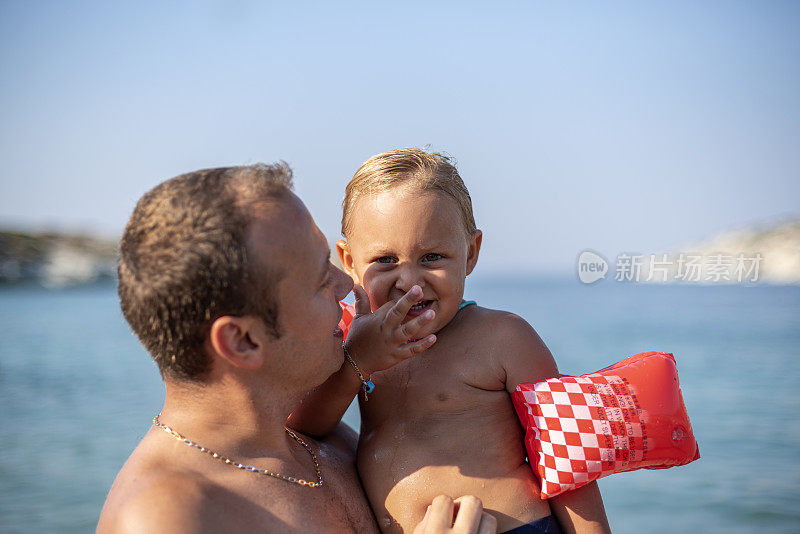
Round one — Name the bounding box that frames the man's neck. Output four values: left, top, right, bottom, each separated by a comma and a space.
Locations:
157, 375, 305, 460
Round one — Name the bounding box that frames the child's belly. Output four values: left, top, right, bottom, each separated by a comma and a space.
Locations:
357, 405, 552, 533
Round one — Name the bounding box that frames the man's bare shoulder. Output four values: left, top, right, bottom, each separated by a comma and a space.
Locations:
98, 423, 365, 534
97, 440, 217, 534
98, 469, 209, 533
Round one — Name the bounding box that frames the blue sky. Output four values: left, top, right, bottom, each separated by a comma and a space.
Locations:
1, 1, 798, 273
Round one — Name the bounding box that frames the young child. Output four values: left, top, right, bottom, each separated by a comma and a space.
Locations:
290, 149, 610, 534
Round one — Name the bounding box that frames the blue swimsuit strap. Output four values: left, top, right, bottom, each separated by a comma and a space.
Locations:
459, 300, 477, 310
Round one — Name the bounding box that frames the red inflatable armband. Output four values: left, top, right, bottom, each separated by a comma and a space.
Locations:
338, 301, 356, 340
511, 351, 699, 499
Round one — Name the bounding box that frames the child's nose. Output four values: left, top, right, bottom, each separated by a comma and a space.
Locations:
394, 264, 424, 293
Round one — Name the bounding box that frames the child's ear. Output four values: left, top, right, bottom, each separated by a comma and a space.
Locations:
207, 315, 265, 371
465, 230, 482, 276
336, 239, 356, 278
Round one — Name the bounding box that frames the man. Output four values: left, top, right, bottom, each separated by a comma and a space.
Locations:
97, 164, 495, 533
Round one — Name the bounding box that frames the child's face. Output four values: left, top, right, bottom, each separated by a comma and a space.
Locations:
337, 185, 481, 333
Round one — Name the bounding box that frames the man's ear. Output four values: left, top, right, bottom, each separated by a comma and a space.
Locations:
465, 230, 482, 276
336, 239, 356, 279
207, 316, 264, 371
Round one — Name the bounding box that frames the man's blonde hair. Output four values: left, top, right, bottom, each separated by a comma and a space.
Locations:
342, 148, 477, 237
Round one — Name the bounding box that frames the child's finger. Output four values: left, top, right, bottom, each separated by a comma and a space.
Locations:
383, 285, 422, 327
399, 308, 437, 341
352, 284, 371, 316
397, 335, 437, 360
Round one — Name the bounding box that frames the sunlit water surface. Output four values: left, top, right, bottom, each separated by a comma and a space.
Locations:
1, 277, 798, 533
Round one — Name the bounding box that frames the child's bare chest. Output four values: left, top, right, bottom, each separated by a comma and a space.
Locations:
356, 330, 538, 533
365, 328, 507, 420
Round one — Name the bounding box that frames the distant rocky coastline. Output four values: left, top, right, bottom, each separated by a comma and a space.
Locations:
0, 230, 117, 287
3, 216, 799, 288
637, 217, 800, 285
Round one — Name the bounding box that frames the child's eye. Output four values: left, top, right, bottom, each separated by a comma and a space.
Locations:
422, 253, 443, 262
375, 256, 396, 264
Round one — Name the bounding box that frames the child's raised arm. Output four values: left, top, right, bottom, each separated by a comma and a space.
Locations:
496, 314, 611, 534
287, 284, 438, 438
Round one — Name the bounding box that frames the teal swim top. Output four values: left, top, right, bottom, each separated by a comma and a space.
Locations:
459, 300, 476, 310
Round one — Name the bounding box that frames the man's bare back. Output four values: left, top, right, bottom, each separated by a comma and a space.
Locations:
358, 305, 555, 533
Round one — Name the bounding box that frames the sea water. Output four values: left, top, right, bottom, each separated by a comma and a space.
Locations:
0, 277, 798, 533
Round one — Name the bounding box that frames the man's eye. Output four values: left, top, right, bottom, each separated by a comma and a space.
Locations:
375, 256, 396, 264
422, 253, 443, 262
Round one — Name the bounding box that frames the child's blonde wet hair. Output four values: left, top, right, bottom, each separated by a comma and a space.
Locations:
342, 148, 477, 238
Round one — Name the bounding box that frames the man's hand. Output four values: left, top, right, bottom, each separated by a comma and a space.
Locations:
344, 284, 438, 375
413, 496, 497, 534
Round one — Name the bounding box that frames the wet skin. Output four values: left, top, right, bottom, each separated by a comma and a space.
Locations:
99, 196, 378, 534
357, 304, 555, 533
338, 186, 557, 532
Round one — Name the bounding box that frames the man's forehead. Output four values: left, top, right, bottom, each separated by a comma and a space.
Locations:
245, 192, 302, 219
245, 194, 328, 265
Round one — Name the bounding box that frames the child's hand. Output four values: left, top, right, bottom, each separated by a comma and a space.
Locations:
344, 284, 437, 375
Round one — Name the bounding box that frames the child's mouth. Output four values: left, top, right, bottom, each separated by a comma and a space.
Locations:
406, 300, 433, 318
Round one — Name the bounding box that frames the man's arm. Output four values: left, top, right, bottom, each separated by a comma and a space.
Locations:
287, 285, 437, 438
496, 314, 611, 534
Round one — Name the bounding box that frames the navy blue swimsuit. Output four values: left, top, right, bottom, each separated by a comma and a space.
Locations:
503, 515, 563, 534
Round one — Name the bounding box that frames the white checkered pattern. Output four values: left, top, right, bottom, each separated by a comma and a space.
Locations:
513, 373, 647, 499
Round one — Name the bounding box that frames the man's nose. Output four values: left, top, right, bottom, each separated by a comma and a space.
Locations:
394, 263, 423, 293
333, 266, 354, 300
